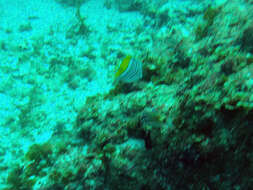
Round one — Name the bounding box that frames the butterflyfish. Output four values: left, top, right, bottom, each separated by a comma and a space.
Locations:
114, 55, 142, 83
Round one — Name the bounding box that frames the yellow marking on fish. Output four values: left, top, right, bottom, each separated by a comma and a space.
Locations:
114, 55, 142, 83
115, 55, 132, 78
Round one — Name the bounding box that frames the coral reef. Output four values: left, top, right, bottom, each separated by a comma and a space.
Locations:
1, 0, 253, 189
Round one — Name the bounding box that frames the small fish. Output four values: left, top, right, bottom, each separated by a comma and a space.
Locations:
114, 55, 142, 83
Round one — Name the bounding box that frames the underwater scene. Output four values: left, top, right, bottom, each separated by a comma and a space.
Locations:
0, 0, 253, 189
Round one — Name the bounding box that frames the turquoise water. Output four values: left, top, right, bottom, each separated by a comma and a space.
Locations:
0, 0, 252, 189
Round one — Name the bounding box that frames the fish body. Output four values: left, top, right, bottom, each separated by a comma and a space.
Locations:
115, 55, 142, 83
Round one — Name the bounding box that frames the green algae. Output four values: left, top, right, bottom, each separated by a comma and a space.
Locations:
195, 6, 221, 40
5, 166, 35, 190
24, 142, 53, 178
25, 143, 52, 163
